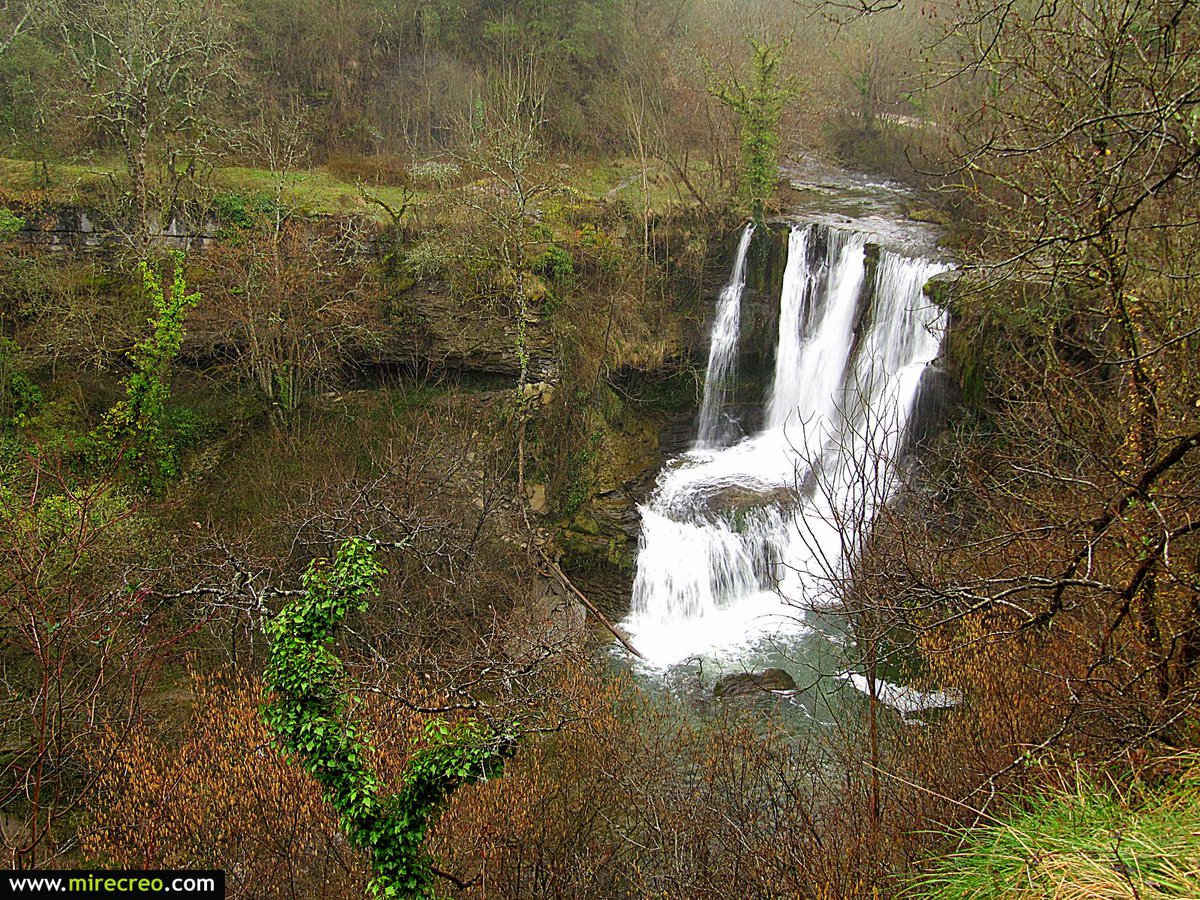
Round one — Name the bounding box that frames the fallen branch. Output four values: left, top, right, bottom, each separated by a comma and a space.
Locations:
538, 551, 645, 661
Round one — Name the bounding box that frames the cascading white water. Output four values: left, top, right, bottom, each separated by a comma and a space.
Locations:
695, 223, 755, 448
767, 226, 866, 434
622, 222, 950, 668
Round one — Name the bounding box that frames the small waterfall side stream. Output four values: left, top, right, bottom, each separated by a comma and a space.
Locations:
695, 223, 755, 449
620, 220, 951, 673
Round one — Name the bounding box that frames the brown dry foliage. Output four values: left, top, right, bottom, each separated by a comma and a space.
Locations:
84, 660, 956, 900
84, 666, 503, 898
433, 668, 939, 900
85, 674, 371, 898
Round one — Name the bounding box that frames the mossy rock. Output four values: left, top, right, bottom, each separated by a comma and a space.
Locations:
905, 205, 952, 226
566, 512, 602, 537
714, 668, 797, 699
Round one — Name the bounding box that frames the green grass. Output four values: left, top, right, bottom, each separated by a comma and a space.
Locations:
0, 156, 429, 220
215, 165, 427, 218
0, 155, 699, 220
565, 158, 633, 197
0, 156, 119, 204
913, 756, 1200, 900
563, 156, 700, 210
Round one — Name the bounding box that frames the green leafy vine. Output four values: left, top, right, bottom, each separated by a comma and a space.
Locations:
262, 538, 517, 899
92, 250, 201, 491
709, 39, 795, 223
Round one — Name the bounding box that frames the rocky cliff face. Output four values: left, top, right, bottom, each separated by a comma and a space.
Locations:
1, 200, 739, 642
363, 281, 560, 382
12, 205, 221, 250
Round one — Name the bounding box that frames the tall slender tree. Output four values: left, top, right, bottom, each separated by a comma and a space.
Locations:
709, 38, 795, 222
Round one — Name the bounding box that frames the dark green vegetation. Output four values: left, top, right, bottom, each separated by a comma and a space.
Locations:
90, 253, 202, 490
1, 0, 1199, 898
710, 39, 794, 222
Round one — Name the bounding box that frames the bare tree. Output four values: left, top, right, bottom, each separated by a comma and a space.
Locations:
0, 455, 194, 866
911, 0, 1200, 720
51, 0, 237, 248
449, 54, 560, 506
804, 0, 902, 24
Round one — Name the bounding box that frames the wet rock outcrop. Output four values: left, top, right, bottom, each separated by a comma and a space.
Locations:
714, 667, 798, 698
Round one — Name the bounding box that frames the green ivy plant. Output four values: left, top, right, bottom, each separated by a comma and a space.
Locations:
92, 250, 201, 491
709, 39, 795, 223
0, 337, 42, 427
262, 538, 518, 899
0, 208, 26, 238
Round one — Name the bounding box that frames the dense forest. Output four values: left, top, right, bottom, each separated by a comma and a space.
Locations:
1, 0, 1199, 897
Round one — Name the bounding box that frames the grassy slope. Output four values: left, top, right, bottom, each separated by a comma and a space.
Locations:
914, 757, 1200, 899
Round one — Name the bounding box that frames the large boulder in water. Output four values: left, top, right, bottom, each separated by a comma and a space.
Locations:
695, 484, 797, 520
714, 667, 797, 699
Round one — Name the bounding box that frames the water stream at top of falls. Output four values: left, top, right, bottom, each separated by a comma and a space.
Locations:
621, 221, 951, 670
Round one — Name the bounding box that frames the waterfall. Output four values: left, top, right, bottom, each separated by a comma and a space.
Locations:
623, 222, 950, 668
695, 223, 755, 449
766, 226, 867, 442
